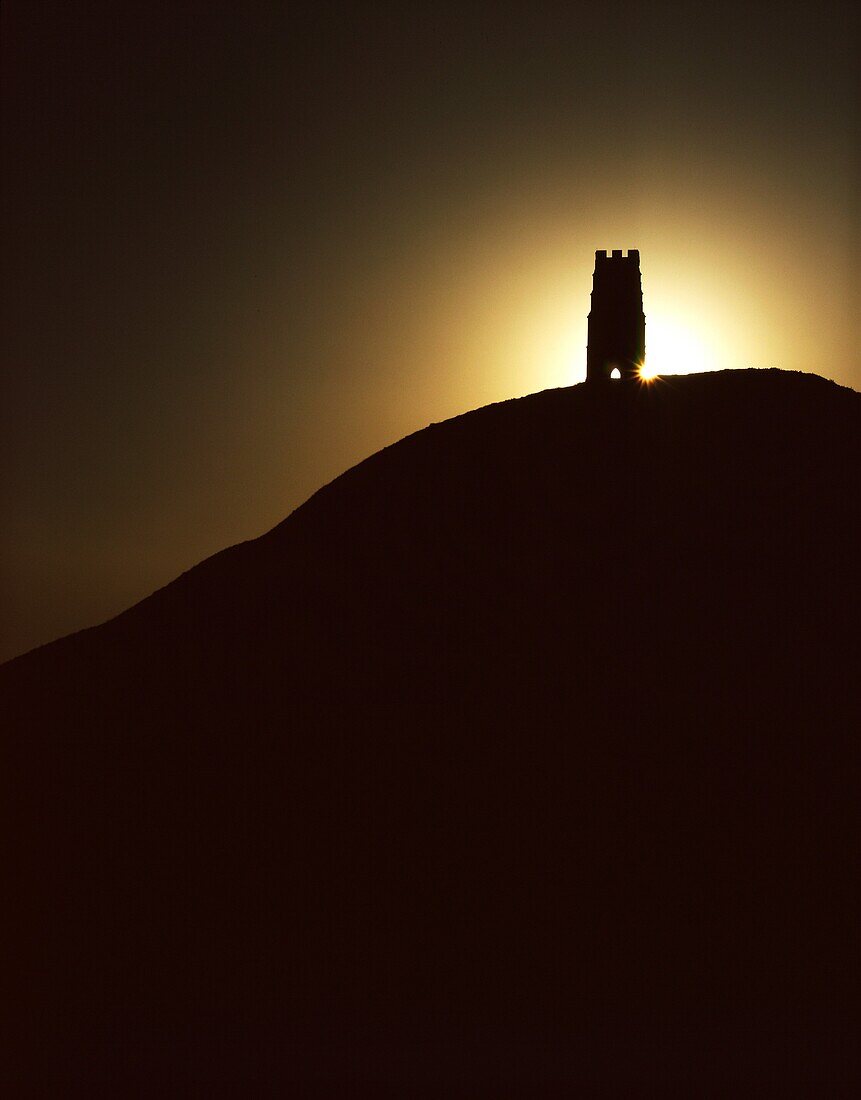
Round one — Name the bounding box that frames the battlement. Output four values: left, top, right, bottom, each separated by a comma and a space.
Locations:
594, 248, 640, 265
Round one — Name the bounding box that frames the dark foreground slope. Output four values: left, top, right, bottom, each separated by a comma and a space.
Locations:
3, 370, 860, 1092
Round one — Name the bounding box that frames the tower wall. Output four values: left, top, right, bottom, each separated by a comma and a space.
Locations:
586, 249, 645, 382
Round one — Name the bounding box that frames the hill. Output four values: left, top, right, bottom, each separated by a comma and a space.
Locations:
3, 369, 860, 1091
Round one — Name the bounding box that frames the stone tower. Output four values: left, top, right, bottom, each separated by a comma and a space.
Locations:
586, 249, 645, 382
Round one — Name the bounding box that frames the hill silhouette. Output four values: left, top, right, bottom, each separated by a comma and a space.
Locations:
3, 369, 860, 1092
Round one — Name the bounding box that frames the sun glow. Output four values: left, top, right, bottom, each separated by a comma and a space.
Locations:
641, 315, 719, 379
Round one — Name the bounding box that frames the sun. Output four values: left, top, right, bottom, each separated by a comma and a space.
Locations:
639, 315, 718, 380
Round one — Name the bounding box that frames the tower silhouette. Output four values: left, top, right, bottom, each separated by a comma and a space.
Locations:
586, 249, 646, 382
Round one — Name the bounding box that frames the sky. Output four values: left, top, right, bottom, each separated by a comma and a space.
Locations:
2, 0, 858, 661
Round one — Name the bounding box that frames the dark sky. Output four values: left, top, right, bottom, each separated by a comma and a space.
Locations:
2, 0, 858, 661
